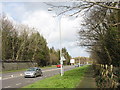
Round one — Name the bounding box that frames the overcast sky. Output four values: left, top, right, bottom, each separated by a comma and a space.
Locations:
2, 2, 90, 58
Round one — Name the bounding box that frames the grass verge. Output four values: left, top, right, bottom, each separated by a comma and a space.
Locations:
23, 65, 90, 88
1, 65, 56, 74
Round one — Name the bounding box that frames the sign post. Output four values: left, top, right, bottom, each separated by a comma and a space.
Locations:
60, 54, 65, 76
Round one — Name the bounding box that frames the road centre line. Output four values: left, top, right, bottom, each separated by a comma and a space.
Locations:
16, 83, 21, 85
42, 68, 60, 72
2, 68, 61, 80
2, 74, 23, 80
4, 86, 11, 88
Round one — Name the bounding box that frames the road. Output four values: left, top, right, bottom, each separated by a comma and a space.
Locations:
1, 65, 75, 88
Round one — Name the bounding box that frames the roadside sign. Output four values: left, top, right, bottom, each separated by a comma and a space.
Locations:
70, 59, 75, 63
61, 56, 66, 61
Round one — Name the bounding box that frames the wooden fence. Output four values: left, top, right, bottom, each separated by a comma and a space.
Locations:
93, 64, 120, 88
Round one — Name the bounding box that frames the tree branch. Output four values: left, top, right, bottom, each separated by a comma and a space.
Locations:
90, 2, 120, 10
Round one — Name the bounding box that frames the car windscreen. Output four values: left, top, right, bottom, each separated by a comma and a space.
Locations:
27, 68, 36, 71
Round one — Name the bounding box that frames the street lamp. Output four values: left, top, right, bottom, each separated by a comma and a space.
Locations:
48, 8, 64, 76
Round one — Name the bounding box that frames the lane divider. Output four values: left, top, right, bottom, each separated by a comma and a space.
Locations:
4, 86, 11, 88
3, 74, 24, 80
10, 75, 13, 77
2, 68, 60, 80
2, 67, 72, 80
42, 68, 60, 72
16, 83, 21, 86
20, 74, 23, 76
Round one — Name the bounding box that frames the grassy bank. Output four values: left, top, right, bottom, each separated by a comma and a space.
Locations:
23, 65, 89, 88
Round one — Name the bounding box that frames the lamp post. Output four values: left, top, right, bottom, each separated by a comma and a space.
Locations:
48, 8, 64, 76
59, 16, 64, 76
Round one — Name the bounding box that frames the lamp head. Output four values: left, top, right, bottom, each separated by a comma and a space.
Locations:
48, 8, 53, 11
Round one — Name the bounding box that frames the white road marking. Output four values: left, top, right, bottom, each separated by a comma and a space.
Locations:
42, 68, 60, 72
3, 75, 22, 80
0, 77, 2, 80
20, 74, 23, 76
16, 83, 21, 85
10, 75, 13, 77
27, 81, 32, 83
3, 73, 24, 80
2, 67, 70, 80
3, 69, 60, 80
4, 86, 11, 88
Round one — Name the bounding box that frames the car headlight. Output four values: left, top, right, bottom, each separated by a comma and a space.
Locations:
31, 73, 34, 75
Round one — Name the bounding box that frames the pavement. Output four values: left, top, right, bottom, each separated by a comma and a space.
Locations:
76, 66, 97, 88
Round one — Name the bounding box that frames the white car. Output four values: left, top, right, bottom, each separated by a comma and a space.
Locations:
75, 64, 79, 67
24, 67, 43, 78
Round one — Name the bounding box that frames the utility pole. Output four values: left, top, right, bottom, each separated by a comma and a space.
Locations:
48, 8, 64, 76
59, 16, 63, 76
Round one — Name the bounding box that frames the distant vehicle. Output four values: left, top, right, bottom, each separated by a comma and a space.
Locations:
75, 63, 84, 67
56, 64, 62, 68
24, 67, 43, 78
75, 63, 80, 67
80, 64, 84, 66
75, 64, 79, 67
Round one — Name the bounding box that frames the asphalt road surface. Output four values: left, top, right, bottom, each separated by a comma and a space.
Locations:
1, 65, 75, 88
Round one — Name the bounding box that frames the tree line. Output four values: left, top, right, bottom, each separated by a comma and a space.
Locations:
1, 14, 71, 67
51, 1, 120, 66
76, 2, 120, 88
50, 1, 120, 88
74, 56, 92, 64
78, 2, 120, 67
